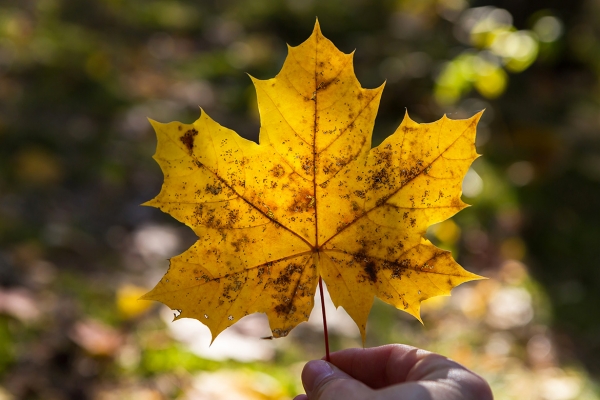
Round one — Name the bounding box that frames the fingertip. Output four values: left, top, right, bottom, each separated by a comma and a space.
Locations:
458, 369, 494, 400
301, 359, 373, 400
302, 360, 334, 394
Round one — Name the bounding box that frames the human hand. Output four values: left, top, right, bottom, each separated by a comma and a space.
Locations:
293, 344, 493, 400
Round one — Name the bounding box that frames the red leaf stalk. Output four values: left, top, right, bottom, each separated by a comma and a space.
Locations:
318, 276, 330, 362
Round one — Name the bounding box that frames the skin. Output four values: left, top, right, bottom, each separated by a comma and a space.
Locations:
293, 344, 494, 400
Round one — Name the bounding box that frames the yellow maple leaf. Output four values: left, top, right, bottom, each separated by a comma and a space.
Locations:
142, 21, 484, 343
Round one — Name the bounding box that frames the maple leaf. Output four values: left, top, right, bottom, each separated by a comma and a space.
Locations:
142, 21, 484, 343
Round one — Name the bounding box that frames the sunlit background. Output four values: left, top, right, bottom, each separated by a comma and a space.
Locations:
1, 0, 600, 399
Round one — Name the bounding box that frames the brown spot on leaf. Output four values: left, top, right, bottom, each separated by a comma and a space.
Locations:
274, 302, 294, 316
354, 190, 366, 199
354, 251, 378, 283
206, 183, 222, 195
384, 258, 411, 279
272, 328, 289, 337
270, 164, 285, 178
287, 189, 314, 213
273, 264, 297, 288
205, 212, 222, 229
376, 150, 393, 168
231, 235, 249, 252
371, 168, 390, 190
227, 209, 240, 225
364, 261, 377, 283
301, 158, 314, 175
375, 196, 388, 207
180, 129, 198, 154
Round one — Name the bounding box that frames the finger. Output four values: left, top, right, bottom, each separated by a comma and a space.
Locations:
327, 344, 427, 388
373, 380, 472, 400
405, 356, 493, 400
328, 345, 492, 399
399, 352, 492, 399
301, 360, 374, 400
375, 378, 492, 400
293, 395, 308, 400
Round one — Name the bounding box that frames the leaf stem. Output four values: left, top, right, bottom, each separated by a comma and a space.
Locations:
318, 276, 330, 362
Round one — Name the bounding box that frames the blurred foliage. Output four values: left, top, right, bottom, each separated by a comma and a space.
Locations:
1, 0, 600, 399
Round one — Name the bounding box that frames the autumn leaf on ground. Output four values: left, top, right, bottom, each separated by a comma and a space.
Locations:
142, 21, 484, 343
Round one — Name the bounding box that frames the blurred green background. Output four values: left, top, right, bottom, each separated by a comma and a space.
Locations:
1, 0, 600, 399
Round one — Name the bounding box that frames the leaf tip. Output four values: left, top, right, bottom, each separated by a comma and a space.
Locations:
455, 268, 488, 285
469, 272, 488, 282
197, 108, 216, 125
472, 109, 485, 123
208, 328, 220, 346
141, 198, 158, 208
138, 290, 155, 301
407, 305, 424, 325
314, 17, 321, 33
147, 118, 162, 130
401, 109, 417, 126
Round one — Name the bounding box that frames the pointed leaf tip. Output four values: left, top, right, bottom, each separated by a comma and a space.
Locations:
141, 199, 157, 208
138, 291, 153, 301
148, 118, 162, 129
473, 109, 485, 122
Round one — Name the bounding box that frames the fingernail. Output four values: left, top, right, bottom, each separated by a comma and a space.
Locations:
303, 360, 334, 395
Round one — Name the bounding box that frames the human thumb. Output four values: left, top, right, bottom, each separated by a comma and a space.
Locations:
301, 360, 374, 400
